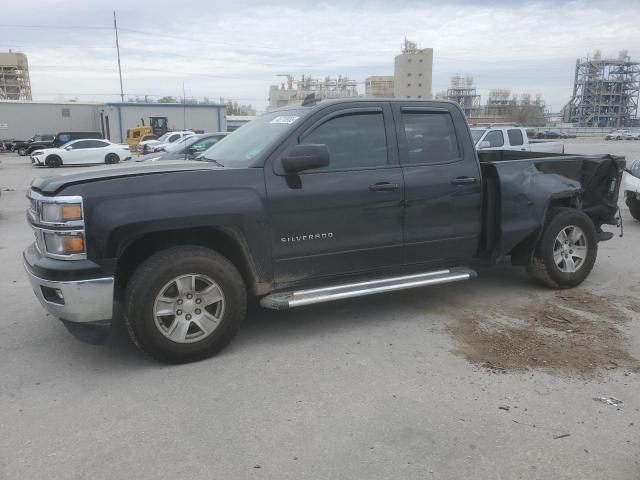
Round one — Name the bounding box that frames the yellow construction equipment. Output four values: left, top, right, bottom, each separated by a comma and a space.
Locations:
125, 117, 169, 149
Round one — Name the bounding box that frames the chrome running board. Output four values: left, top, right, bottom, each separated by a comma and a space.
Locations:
260, 267, 477, 310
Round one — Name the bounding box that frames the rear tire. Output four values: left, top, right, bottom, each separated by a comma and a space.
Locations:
627, 193, 640, 221
124, 246, 247, 363
45, 155, 62, 168
525, 208, 598, 289
105, 153, 120, 164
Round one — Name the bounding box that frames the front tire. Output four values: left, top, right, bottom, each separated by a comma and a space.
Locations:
525, 208, 598, 289
17, 147, 27, 156
627, 193, 640, 221
124, 246, 247, 363
45, 155, 62, 168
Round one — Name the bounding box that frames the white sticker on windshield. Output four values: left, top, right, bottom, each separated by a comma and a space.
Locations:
270, 115, 300, 124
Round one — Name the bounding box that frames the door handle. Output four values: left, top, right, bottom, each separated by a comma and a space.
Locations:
369, 182, 399, 192
451, 176, 478, 186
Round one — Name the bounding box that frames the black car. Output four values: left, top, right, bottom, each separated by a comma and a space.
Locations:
2, 138, 20, 150
14, 134, 55, 156
53, 131, 103, 148
136, 132, 228, 162
539, 130, 561, 139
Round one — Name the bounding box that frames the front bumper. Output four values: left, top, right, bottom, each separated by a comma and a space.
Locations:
23, 260, 114, 323
623, 172, 640, 196
31, 155, 43, 165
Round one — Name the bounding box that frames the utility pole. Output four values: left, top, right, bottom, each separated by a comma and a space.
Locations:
182, 82, 187, 131
113, 11, 124, 102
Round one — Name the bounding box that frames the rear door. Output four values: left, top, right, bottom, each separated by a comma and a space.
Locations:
85, 140, 110, 163
265, 102, 404, 285
393, 103, 482, 267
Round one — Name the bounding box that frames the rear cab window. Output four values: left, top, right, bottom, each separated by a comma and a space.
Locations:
400, 111, 461, 164
507, 129, 524, 146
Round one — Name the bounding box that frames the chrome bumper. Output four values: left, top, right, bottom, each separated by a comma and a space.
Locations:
23, 262, 114, 323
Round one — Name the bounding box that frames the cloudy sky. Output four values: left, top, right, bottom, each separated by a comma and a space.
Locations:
1, 0, 639, 112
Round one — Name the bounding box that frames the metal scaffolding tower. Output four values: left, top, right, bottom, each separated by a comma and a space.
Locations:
438, 74, 481, 116
568, 52, 640, 127
0, 52, 32, 100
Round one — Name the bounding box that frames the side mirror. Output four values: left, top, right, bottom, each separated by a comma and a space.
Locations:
281, 144, 330, 173
477, 141, 491, 150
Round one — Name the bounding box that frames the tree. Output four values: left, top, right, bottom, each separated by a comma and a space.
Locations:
221, 98, 256, 115
157, 96, 178, 103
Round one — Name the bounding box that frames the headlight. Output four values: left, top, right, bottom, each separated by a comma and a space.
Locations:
43, 231, 85, 256
27, 191, 87, 260
41, 203, 83, 223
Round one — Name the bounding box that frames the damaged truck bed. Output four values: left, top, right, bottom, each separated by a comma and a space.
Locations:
478, 150, 624, 263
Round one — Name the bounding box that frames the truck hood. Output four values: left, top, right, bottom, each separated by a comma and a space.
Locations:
31, 160, 219, 194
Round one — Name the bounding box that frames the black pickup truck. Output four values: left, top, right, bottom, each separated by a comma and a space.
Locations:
23, 99, 625, 362
12, 134, 55, 156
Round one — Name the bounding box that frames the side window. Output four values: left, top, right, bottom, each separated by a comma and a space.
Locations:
70, 140, 92, 149
507, 129, 524, 146
193, 137, 222, 152
85, 140, 108, 148
401, 112, 461, 164
168, 134, 180, 142
485, 130, 504, 147
300, 112, 388, 171
58, 134, 71, 144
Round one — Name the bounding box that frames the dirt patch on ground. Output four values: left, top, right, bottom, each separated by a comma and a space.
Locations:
448, 289, 640, 378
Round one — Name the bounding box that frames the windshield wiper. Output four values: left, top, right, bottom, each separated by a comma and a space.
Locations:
202, 157, 225, 167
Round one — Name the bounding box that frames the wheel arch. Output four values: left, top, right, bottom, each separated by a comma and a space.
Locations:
45, 154, 62, 166
113, 226, 266, 302
510, 194, 581, 265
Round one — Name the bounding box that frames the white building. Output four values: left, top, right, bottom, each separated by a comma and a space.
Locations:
97, 103, 226, 143
393, 39, 433, 99
0, 101, 226, 142
365, 76, 395, 98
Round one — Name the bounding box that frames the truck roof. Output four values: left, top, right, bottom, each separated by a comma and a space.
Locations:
270, 97, 461, 113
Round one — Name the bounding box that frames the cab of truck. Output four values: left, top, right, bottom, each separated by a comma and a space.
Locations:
471, 126, 564, 154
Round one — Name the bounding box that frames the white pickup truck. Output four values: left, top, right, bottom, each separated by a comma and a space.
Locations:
471, 126, 565, 154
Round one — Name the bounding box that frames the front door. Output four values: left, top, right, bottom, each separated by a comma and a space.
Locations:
266, 104, 404, 285
393, 104, 482, 267
63, 140, 95, 164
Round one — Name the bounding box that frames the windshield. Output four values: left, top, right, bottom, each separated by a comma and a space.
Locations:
165, 135, 202, 152
470, 129, 485, 144
630, 159, 640, 178
198, 110, 307, 167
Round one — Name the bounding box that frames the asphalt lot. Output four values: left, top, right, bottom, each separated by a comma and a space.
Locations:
1, 140, 639, 479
